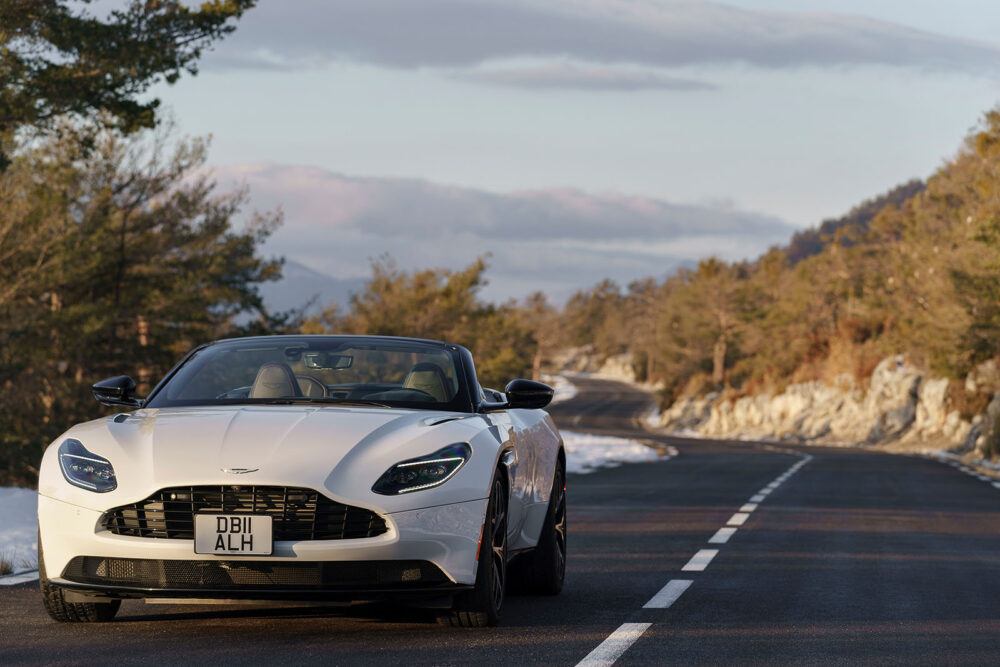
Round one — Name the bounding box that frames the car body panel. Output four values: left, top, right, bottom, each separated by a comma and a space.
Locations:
37, 335, 564, 603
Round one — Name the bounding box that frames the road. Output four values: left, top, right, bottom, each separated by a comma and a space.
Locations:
4, 377, 1000, 665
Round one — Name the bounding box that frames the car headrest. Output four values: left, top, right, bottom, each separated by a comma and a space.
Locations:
296, 375, 327, 398
249, 363, 302, 399
402, 362, 450, 403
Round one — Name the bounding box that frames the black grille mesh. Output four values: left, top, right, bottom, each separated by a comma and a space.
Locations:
61, 557, 448, 590
102, 486, 388, 541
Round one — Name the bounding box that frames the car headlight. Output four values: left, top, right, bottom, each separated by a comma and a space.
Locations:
58, 439, 117, 493
372, 443, 471, 495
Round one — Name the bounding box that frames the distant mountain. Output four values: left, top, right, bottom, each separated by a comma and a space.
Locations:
259, 260, 366, 315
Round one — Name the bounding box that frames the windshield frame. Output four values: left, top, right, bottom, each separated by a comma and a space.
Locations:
142, 335, 476, 413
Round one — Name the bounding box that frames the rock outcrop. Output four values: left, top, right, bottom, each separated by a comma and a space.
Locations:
659, 356, 997, 454
549, 346, 637, 384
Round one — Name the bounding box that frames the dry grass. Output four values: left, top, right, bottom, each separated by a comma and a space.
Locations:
821, 337, 883, 385
0, 552, 13, 576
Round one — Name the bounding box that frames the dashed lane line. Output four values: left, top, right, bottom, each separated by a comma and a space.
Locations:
681, 549, 719, 572
576, 623, 653, 667
727, 512, 750, 527
576, 448, 815, 666
643, 579, 693, 609
708, 527, 738, 544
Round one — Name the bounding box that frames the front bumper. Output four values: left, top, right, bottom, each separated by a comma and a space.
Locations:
54, 556, 471, 602
39, 493, 488, 595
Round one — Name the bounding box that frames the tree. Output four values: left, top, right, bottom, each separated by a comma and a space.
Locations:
561, 279, 627, 360
624, 278, 661, 383
0, 124, 284, 485
0, 0, 255, 167
521, 291, 560, 381
304, 257, 537, 389
691, 258, 747, 387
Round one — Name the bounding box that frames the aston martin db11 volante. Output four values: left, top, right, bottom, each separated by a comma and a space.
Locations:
37, 335, 566, 626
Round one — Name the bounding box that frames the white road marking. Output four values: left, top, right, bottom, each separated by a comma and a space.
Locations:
978, 475, 992, 482
727, 512, 750, 526
643, 579, 693, 609
708, 527, 738, 544
577, 447, 816, 667
576, 623, 652, 667
682, 549, 719, 572
993, 482, 1000, 489
0, 570, 38, 586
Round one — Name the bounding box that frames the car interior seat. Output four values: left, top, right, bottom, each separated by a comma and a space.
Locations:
402, 362, 451, 402
249, 363, 302, 399
296, 375, 327, 397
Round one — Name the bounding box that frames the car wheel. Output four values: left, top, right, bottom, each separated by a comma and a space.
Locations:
39, 533, 120, 623
511, 460, 566, 595
440, 471, 508, 627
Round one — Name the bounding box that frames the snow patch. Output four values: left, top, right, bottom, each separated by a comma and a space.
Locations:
0, 487, 37, 575
543, 374, 579, 405
562, 430, 661, 474
642, 405, 662, 430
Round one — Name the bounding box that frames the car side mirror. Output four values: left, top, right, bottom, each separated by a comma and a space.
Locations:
92, 375, 142, 408
504, 379, 554, 410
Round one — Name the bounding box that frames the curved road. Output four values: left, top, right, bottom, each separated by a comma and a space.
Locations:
4, 377, 1000, 665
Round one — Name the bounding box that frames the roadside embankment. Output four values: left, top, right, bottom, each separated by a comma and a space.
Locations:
657, 355, 1000, 458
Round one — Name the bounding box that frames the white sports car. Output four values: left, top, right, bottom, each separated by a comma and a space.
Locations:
37, 335, 566, 627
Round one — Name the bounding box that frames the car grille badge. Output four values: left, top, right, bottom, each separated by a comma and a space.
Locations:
221, 467, 259, 474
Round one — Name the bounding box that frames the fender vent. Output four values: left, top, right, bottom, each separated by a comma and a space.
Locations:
102, 486, 388, 541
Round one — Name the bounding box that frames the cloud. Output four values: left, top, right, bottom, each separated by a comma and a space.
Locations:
453, 61, 716, 91
214, 163, 795, 301
206, 0, 1000, 76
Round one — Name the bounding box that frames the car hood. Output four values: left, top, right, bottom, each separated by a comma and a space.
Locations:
43, 405, 492, 513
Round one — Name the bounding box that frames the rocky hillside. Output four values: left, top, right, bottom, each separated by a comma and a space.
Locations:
657, 356, 1000, 456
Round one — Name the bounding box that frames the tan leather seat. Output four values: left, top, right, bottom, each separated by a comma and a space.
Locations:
402, 363, 450, 402
296, 375, 327, 398
249, 363, 301, 399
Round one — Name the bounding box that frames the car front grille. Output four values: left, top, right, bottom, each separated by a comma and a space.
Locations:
61, 556, 448, 590
101, 486, 388, 541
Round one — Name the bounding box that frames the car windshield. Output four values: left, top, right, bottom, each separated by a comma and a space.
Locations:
144, 337, 469, 411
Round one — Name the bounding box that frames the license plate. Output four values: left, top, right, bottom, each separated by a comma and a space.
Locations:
194, 514, 273, 555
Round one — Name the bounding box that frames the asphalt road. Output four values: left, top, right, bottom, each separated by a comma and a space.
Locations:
5, 377, 1000, 665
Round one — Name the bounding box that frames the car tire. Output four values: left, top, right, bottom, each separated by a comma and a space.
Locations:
511, 460, 566, 595
439, 471, 508, 627
39, 533, 120, 623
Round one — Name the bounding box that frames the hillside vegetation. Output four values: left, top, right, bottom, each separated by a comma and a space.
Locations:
5, 3, 1000, 483
558, 110, 1000, 456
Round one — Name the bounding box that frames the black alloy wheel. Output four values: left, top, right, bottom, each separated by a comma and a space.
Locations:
510, 461, 566, 595
550, 467, 567, 584
488, 477, 508, 612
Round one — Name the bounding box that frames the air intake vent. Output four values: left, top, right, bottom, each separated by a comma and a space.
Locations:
62, 557, 447, 590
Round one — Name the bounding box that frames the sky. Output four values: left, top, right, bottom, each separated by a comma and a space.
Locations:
138, 0, 1000, 303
